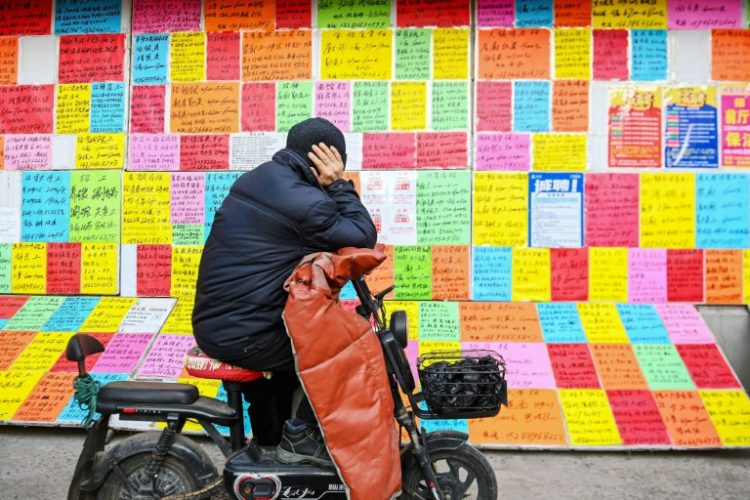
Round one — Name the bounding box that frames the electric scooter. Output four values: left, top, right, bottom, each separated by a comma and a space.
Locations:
66, 276, 507, 499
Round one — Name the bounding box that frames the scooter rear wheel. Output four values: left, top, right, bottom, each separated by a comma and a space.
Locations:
96, 453, 202, 500
401, 443, 498, 500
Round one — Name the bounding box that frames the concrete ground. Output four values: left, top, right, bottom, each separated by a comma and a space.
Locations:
1, 427, 748, 499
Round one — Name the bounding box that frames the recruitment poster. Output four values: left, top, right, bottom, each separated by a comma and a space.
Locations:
721, 85, 750, 167
608, 87, 662, 168
529, 172, 583, 248
665, 87, 718, 168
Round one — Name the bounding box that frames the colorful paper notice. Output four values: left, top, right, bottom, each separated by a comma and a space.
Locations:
606, 390, 671, 445
700, 390, 750, 446
656, 304, 715, 344
132, 0, 201, 33
317, 0, 390, 28
477, 0, 514, 27
696, 173, 749, 248
433, 28, 469, 80
511, 248, 551, 302
669, 0, 741, 29
529, 173, 583, 247
616, 304, 670, 344
550, 248, 588, 301
12, 371, 75, 422
640, 173, 696, 249
721, 85, 750, 167
397, 0, 469, 27
552, 80, 589, 132
416, 171, 470, 245
705, 250, 743, 304
431, 82, 468, 131
460, 302, 542, 342
711, 30, 750, 82
81, 243, 118, 295
628, 249, 667, 303
478, 29, 550, 79
123, 172, 171, 244
667, 250, 704, 302
471, 246, 511, 301
394, 246, 431, 300
653, 391, 721, 447
664, 87, 718, 168
589, 247, 628, 303
58, 34, 125, 83
466, 341, 554, 389
92, 332, 154, 373
608, 87, 662, 168
591, 344, 648, 390
171, 83, 239, 134
0, 37, 18, 84
630, 30, 667, 81
391, 82, 427, 130
56, 84, 91, 134
353, 82, 389, 132
634, 344, 695, 390
554, 28, 590, 80
473, 173, 527, 246
277, 81, 313, 132
537, 303, 586, 343
3, 296, 64, 331
242, 30, 312, 81
532, 134, 586, 171
475, 133, 530, 171
0, 2, 52, 36
55, 0, 121, 35
205, 0, 274, 31
138, 334, 196, 379
584, 174, 639, 247
0, 86, 54, 134
395, 29, 430, 80
476, 82, 512, 132
11, 243, 46, 294
70, 170, 120, 243
321, 30, 392, 80
559, 389, 622, 446
578, 303, 629, 344
0, 331, 36, 370
513, 81, 550, 132
0, 370, 44, 420
21, 171, 69, 242
547, 343, 600, 388
592, 0, 667, 29
76, 133, 125, 169
11, 331, 74, 372
133, 34, 168, 85
418, 301, 460, 341
593, 29, 629, 80
170, 32, 205, 82
677, 344, 740, 389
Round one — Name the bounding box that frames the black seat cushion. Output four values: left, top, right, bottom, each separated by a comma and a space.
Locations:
98, 381, 199, 406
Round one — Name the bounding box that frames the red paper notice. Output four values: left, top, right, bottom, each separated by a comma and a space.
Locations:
0, 85, 54, 134
607, 390, 671, 446
416, 132, 467, 168
584, 173, 639, 247
0, 1, 52, 36
59, 34, 126, 84
547, 343, 600, 389
130, 85, 166, 134
180, 135, 229, 171
242, 83, 276, 132
0, 296, 29, 318
550, 248, 588, 301
46, 243, 81, 295
667, 249, 704, 302
137, 244, 172, 296
676, 344, 741, 389
363, 133, 416, 169
476, 81, 511, 132
593, 29, 629, 81
608, 89, 662, 168
397, 0, 470, 27
207, 31, 240, 81
276, 0, 312, 29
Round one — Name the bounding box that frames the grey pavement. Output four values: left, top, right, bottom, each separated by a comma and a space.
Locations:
1, 427, 748, 499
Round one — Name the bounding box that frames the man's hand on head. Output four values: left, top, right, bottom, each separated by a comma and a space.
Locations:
308, 143, 344, 188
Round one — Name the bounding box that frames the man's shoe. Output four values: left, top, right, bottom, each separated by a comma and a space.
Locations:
276, 420, 334, 467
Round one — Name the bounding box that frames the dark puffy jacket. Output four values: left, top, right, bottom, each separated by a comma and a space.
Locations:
192, 149, 377, 368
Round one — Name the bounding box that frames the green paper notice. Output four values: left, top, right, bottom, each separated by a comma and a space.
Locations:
396, 29, 431, 80
0, 244, 10, 293
3, 296, 66, 331
173, 225, 204, 246
353, 81, 389, 132
277, 81, 313, 132
395, 246, 432, 300
318, 0, 391, 28
418, 301, 460, 341
417, 171, 471, 245
70, 171, 121, 243
432, 81, 468, 131
633, 344, 696, 390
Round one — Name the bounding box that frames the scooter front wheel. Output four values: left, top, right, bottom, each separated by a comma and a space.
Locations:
401, 443, 498, 500
95, 453, 203, 500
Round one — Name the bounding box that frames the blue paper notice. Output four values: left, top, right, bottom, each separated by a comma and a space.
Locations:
91, 82, 126, 133
515, 0, 553, 27
205, 172, 243, 241
537, 303, 586, 343
616, 304, 671, 344
216, 385, 251, 436
471, 246, 511, 301
133, 34, 169, 85
529, 173, 583, 248
57, 373, 128, 423
43, 297, 101, 332
0, 319, 7, 330
340, 281, 357, 300
665, 91, 719, 168
513, 81, 550, 132
696, 173, 750, 248
55, 0, 121, 35
631, 30, 667, 81
421, 419, 469, 434
21, 172, 70, 242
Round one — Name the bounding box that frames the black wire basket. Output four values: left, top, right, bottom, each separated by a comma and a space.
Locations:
416, 349, 508, 419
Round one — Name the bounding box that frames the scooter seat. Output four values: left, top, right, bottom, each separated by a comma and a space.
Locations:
184, 346, 266, 383
99, 381, 199, 405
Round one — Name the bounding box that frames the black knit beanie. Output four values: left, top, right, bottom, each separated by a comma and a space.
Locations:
286, 117, 347, 167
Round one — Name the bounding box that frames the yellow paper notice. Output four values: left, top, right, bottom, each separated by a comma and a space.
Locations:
80, 297, 137, 332
559, 389, 622, 446
391, 82, 427, 130
122, 172, 172, 245
0, 371, 43, 420
473, 173, 528, 246
433, 28, 469, 80
320, 30, 392, 80
173, 377, 221, 431
11, 243, 46, 294
578, 303, 629, 343
554, 28, 590, 80
171, 246, 203, 298
700, 390, 750, 446
170, 31, 206, 82
511, 248, 551, 302
744, 250, 750, 304
56, 84, 91, 134
161, 300, 194, 335
81, 243, 118, 295
11, 332, 74, 371
589, 247, 628, 302
532, 134, 587, 171
384, 300, 420, 340
75, 133, 125, 169
418, 341, 461, 358
640, 173, 696, 249
593, 0, 667, 29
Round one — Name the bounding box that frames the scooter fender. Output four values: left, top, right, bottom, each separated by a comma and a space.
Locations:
400, 430, 469, 471
80, 431, 219, 492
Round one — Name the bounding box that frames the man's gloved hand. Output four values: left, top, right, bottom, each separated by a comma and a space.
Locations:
308, 142, 345, 188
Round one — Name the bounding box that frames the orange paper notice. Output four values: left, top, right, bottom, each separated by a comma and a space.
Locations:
431, 245, 469, 300
459, 302, 542, 342
478, 29, 550, 80
653, 391, 721, 447
170, 82, 239, 133
242, 30, 312, 81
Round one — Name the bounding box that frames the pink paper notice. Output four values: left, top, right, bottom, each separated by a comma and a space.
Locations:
137, 334, 196, 379
477, 0, 515, 27
655, 304, 715, 344
128, 134, 179, 171
668, 0, 742, 29
475, 133, 530, 171
170, 173, 205, 224
132, 0, 202, 33
315, 81, 351, 132
465, 342, 555, 389
92, 333, 155, 373
628, 249, 667, 303
4, 135, 52, 170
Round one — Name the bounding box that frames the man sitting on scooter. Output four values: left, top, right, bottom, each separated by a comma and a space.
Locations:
192, 118, 377, 466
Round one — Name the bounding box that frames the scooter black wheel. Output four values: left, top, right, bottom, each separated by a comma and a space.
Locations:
96, 453, 202, 500
401, 443, 498, 500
